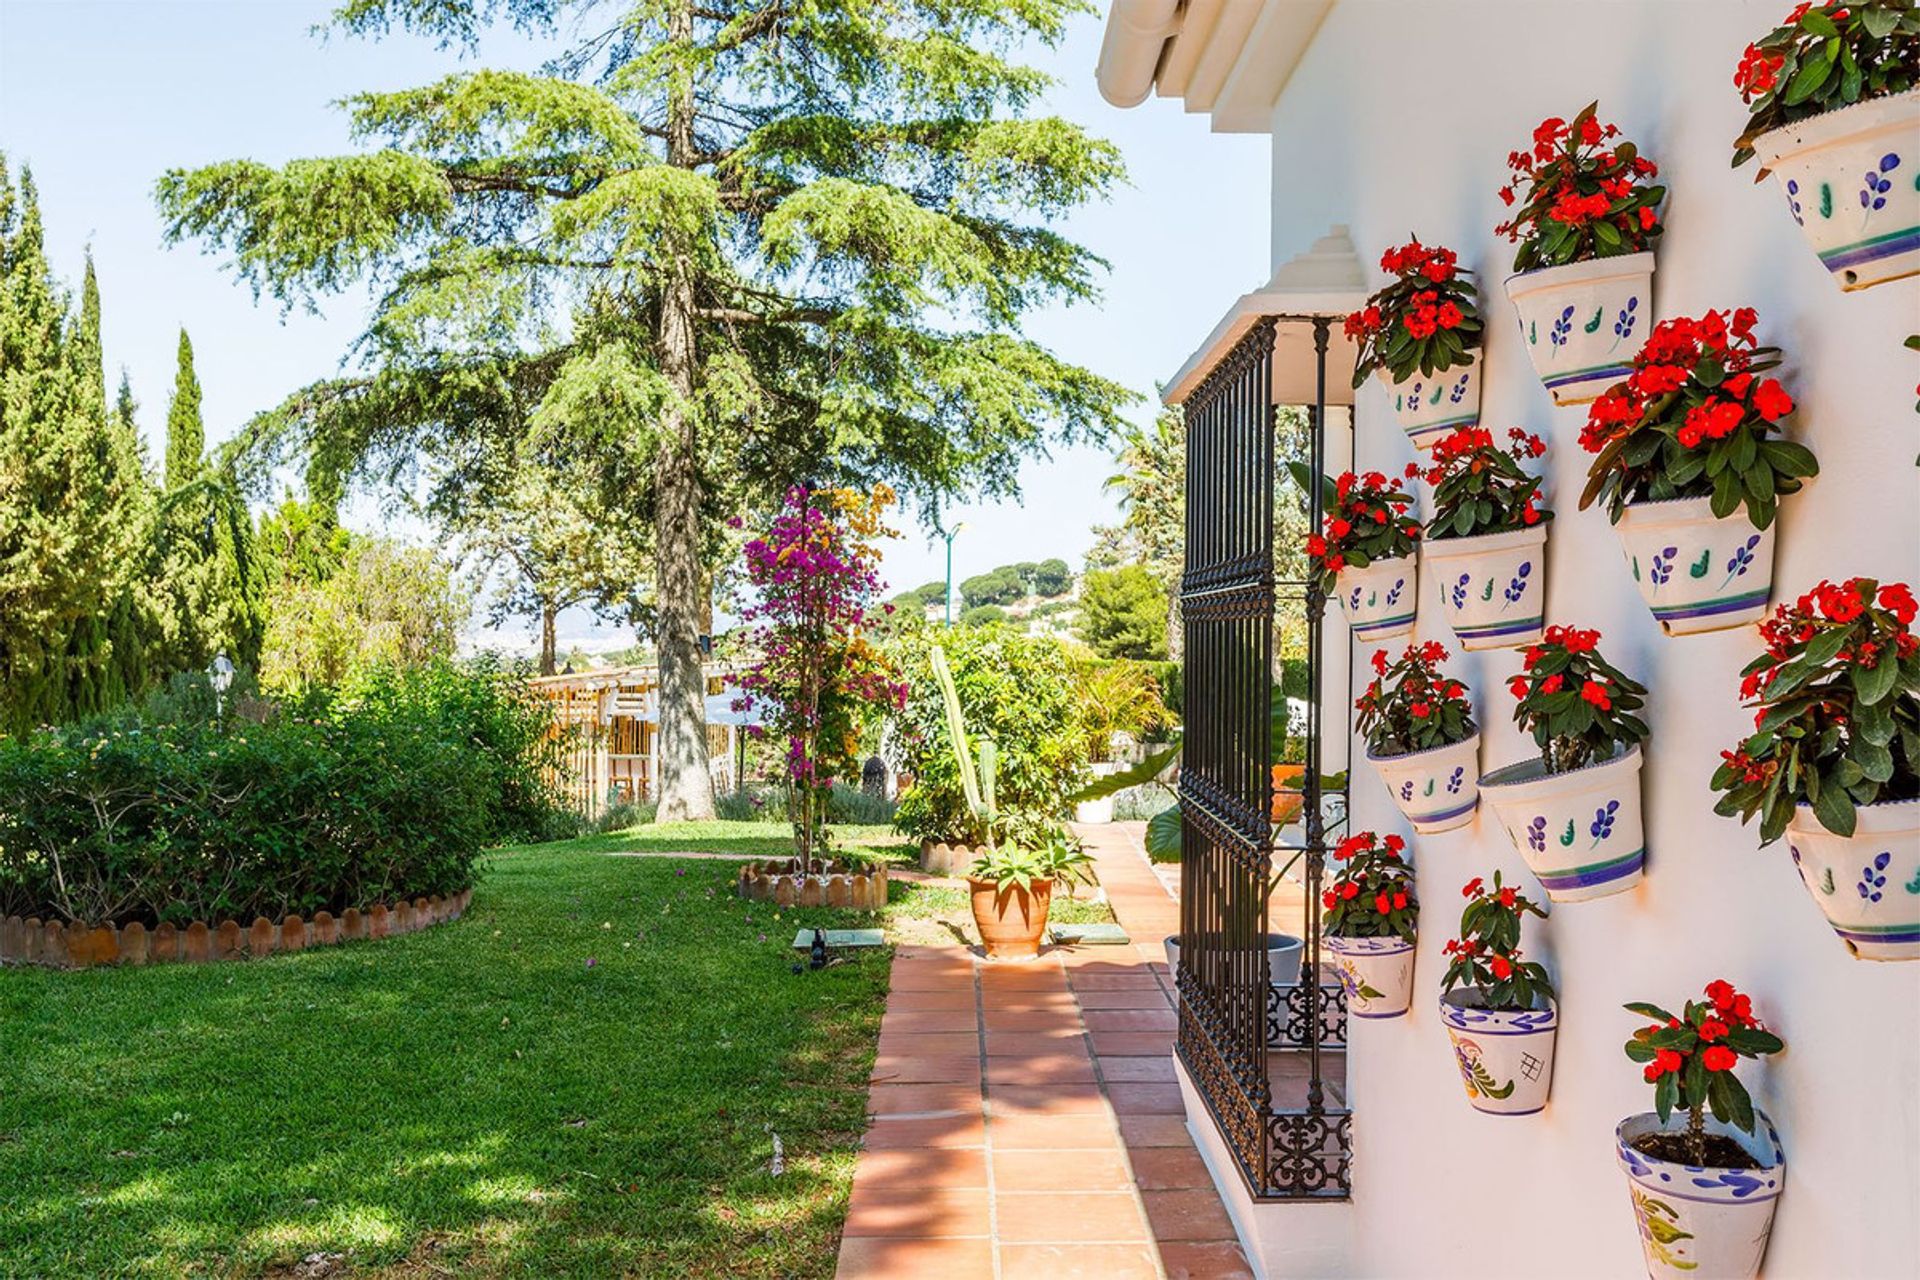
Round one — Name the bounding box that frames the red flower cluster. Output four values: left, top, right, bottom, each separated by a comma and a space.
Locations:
1355, 641, 1476, 757
1581, 310, 1792, 455
1757, 578, 1920, 665
1734, 41, 1787, 98
1307, 471, 1419, 583
1497, 106, 1663, 270
1380, 240, 1457, 281
1639, 981, 1762, 1081
1409, 426, 1549, 535
1344, 238, 1483, 389
1322, 831, 1418, 944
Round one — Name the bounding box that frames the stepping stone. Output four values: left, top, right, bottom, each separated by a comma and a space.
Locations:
1050, 923, 1133, 946
791, 928, 886, 950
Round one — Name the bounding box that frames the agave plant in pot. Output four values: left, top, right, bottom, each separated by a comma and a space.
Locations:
1356, 642, 1480, 833
1498, 103, 1665, 406
1345, 238, 1485, 450
1483, 626, 1651, 902
1712, 577, 1920, 960
1734, 1, 1920, 290
1580, 307, 1819, 635
1617, 981, 1787, 1279
1308, 470, 1421, 643
1322, 831, 1418, 1018
1412, 427, 1552, 650
1438, 872, 1556, 1115
968, 832, 1095, 962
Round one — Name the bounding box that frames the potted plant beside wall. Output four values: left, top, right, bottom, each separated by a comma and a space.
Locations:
969, 831, 1095, 961
1482, 626, 1651, 902
1580, 308, 1819, 635
1617, 981, 1787, 1279
1413, 427, 1552, 650
1356, 642, 1481, 833
1734, 0, 1920, 290
1308, 470, 1421, 643
1345, 238, 1485, 450
1498, 104, 1666, 406
1712, 577, 1920, 961
1322, 831, 1418, 1018
1438, 872, 1557, 1116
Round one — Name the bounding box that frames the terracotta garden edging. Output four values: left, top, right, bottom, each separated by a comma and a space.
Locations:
0, 888, 473, 971
736, 858, 889, 909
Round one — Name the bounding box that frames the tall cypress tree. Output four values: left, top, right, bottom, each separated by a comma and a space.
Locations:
164, 328, 204, 489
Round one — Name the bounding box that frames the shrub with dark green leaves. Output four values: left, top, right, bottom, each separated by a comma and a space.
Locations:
0, 661, 564, 925
1733, 1, 1920, 167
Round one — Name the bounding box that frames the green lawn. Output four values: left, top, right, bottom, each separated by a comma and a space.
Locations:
0, 822, 930, 1279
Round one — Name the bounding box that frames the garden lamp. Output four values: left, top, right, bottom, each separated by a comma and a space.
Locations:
943, 521, 970, 625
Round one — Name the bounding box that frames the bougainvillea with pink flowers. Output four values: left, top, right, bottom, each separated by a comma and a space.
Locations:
1712, 577, 1920, 842
732, 485, 909, 862
1344, 239, 1484, 388
1732, 1, 1920, 168
1623, 981, 1784, 1167
1579, 307, 1818, 530
1412, 426, 1551, 540
1497, 103, 1666, 272
1441, 872, 1553, 1011
1305, 470, 1420, 594
1508, 625, 1650, 774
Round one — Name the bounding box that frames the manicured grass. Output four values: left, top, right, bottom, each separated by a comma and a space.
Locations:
0, 822, 914, 1279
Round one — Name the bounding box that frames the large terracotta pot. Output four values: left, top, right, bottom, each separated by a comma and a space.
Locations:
1616, 1110, 1785, 1279
969, 876, 1053, 961
1367, 732, 1480, 833
1481, 745, 1647, 903
1752, 87, 1920, 291
1616, 496, 1776, 636
1439, 988, 1557, 1116
1422, 525, 1548, 650
1504, 251, 1655, 406
1326, 935, 1415, 1018
1334, 553, 1418, 643
1378, 360, 1482, 451
1270, 763, 1307, 825
1785, 797, 1920, 961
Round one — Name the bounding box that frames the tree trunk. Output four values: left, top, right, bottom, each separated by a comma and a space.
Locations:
651, 0, 716, 822
539, 603, 557, 676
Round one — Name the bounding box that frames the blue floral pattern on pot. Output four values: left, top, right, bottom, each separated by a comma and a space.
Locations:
1785, 799, 1920, 961
1370, 732, 1480, 834
1422, 527, 1545, 652
1480, 746, 1645, 903
1616, 496, 1777, 635
1336, 554, 1417, 644
1504, 252, 1653, 405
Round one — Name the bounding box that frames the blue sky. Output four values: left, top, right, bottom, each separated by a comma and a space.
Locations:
0, 1, 1269, 653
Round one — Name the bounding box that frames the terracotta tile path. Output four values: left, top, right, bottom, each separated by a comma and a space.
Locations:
835, 823, 1253, 1280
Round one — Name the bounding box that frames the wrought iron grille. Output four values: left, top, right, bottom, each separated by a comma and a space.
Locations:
1176, 315, 1353, 1200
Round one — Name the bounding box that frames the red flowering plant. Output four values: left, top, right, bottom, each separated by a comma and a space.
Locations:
1305, 470, 1420, 594
1344, 238, 1484, 389
1322, 831, 1417, 944
1497, 103, 1666, 273
1355, 642, 1475, 757
1440, 872, 1553, 1011
1712, 577, 1920, 843
1412, 427, 1552, 540
1508, 625, 1650, 774
1733, 2, 1920, 169
1578, 308, 1818, 530
1623, 981, 1785, 1168
731, 485, 910, 864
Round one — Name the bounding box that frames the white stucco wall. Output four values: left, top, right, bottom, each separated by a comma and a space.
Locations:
1244, 3, 1919, 1278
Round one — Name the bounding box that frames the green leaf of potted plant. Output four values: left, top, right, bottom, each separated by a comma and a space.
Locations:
1356, 642, 1480, 833
1321, 831, 1418, 1018
1344, 238, 1485, 450
1733, 0, 1920, 290
1579, 307, 1819, 635
1308, 470, 1421, 643
1412, 427, 1552, 650
1437, 873, 1556, 1115
1498, 103, 1665, 406
968, 831, 1095, 962
1616, 981, 1787, 1279
1480, 626, 1651, 901
1711, 577, 1920, 960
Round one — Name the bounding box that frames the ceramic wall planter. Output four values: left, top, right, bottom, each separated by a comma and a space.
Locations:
1326, 935, 1414, 1018
1379, 360, 1481, 451
1505, 251, 1655, 406
1335, 553, 1417, 643
969, 876, 1053, 961
1785, 798, 1920, 961
1752, 87, 1920, 291
1616, 1110, 1785, 1279
1616, 496, 1776, 635
1481, 745, 1646, 902
1438, 989, 1556, 1115
1422, 525, 1547, 650
1367, 732, 1480, 833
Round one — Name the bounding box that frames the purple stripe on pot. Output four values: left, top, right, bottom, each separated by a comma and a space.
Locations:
1542, 364, 1630, 389
1351, 1008, 1410, 1019
1651, 589, 1773, 622
1832, 923, 1920, 944
1409, 796, 1479, 825
1535, 848, 1644, 891
1455, 616, 1545, 638
1818, 226, 1920, 271
1406, 414, 1479, 443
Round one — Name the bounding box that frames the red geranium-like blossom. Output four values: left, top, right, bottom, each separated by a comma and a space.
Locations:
1752, 378, 1794, 421
1702, 1045, 1738, 1073
1580, 680, 1612, 710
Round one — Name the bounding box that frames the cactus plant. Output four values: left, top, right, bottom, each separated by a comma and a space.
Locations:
930, 644, 999, 850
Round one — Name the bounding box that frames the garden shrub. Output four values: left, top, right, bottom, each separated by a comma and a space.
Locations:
0, 660, 564, 925
888, 628, 1088, 846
